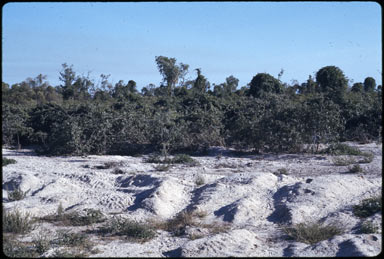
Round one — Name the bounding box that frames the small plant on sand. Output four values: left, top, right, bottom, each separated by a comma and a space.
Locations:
195, 175, 205, 186
7, 187, 28, 201
323, 143, 363, 156
171, 154, 199, 166
3, 208, 35, 234
2, 157, 17, 167
359, 152, 374, 164
95, 161, 124, 169
282, 221, 344, 245
41, 207, 105, 226
3, 236, 40, 258
153, 210, 228, 238
98, 216, 156, 241
32, 231, 52, 254
331, 156, 357, 166
359, 220, 379, 234
154, 163, 172, 172
348, 164, 364, 174
145, 153, 199, 166
353, 196, 382, 218
273, 168, 289, 176
111, 167, 126, 174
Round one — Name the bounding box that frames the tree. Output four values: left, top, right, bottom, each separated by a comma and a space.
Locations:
58, 63, 76, 100
363, 77, 376, 92
155, 56, 189, 96
248, 73, 283, 98
351, 82, 364, 93
315, 66, 348, 103
193, 68, 210, 93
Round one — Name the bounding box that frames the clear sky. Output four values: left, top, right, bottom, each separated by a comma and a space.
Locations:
2, 1, 382, 90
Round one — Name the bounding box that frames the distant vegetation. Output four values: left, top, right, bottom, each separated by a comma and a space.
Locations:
2, 57, 382, 156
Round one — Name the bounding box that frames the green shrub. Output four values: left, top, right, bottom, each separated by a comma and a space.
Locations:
8, 187, 28, 201
323, 143, 363, 156
331, 156, 357, 166
353, 196, 382, 218
282, 222, 344, 245
154, 164, 172, 172
348, 164, 364, 174
98, 217, 156, 241
2, 157, 17, 167
195, 175, 205, 186
3, 236, 40, 258
3, 208, 35, 234
171, 154, 199, 165
55, 230, 89, 247
359, 152, 374, 164
359, 221, 379, 234
41, 208, 105, 226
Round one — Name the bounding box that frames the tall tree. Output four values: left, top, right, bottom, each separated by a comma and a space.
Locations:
315, 65, 348, 103
363, 77, 376, 92
155, 56, 188, 96
248, 73, 283, 98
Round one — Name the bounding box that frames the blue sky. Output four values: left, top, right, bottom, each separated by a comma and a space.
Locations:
2, 1, 382, 89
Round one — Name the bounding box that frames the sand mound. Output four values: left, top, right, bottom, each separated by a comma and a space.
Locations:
2, 142, 382, 257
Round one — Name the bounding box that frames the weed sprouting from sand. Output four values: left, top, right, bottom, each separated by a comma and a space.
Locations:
359, 220, 379, 234
41, 207, 106, 226
353, 195, 382, 218
151, 210, 229, 238
145, 153, 199, 166
282, 221, 344, 245
323, 143, 364, 156
348, 164, 364, 174
97, 216, 156, 241
331, 156, 357, 166
195, 175, 206, 186
7, 187, 28, 201
3, 208, 36, 234
2, 157, 17, 167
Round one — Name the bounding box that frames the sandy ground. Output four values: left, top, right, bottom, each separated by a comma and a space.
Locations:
2, 142, 382, 257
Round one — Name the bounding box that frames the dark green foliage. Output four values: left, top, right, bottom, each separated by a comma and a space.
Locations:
3, 208, 35, 234
98, 217, 156, 241
363, 77, 376, 92
353, 196, 382, 218
2, 157, 17, 167
282, 222, 344, 245
322, 143, 363, 156
315, 65, 348, 104
248, 73, 283, 98
1, 59, 381, 156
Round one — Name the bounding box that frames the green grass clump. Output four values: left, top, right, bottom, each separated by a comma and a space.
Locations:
359, 152, 374, 164
323, 143, 363, 156
171, 154, 199, 165
145, 153, 199, 166
41, 207, 106, 226
2, 157, 17, 167
348, 164, 364, 174
3, 208, 35, 234
353, 196, 382, 218
8, 187, 28, 201
3, 236, 40, 258
98, 216, 156, 241
331, 156, 357, 166
359, 221, 379, 234
282, 221, 344, 245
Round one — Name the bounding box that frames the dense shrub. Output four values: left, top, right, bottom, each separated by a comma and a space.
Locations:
353, 196, 382, 218
1, 63, 381, 156
2, 157, 17, 167
282, 221, 344, 244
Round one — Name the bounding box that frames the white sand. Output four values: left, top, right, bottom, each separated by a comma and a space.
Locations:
2, 142, 382, 257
